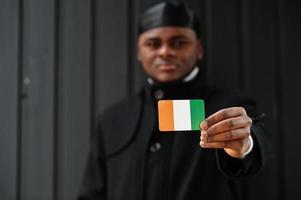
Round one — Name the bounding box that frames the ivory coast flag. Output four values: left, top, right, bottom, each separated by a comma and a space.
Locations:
158, 99, 205, 131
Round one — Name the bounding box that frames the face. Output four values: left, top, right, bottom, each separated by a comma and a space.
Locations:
138, 27, 203, 83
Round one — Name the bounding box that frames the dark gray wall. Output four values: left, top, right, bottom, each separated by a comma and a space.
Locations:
0, 0, 300, 199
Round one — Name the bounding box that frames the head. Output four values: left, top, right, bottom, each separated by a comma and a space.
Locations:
137, 2, 204, 83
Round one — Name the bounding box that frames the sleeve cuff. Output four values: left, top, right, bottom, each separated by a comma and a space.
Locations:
239, 135, 254, 159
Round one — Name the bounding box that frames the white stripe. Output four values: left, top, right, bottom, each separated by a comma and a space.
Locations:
173, 100, 191, 131
183, 66, 199, 82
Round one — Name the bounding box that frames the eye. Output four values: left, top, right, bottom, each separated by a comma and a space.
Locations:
170, 39, 188, 49
145, 39, 161, 49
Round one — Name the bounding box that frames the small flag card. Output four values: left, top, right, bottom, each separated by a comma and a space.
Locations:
158, 99, 205, 132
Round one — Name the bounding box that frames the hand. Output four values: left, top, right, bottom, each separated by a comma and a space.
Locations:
199, 107, 252, 158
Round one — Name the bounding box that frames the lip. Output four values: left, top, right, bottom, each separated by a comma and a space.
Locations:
158, 63, 177, 71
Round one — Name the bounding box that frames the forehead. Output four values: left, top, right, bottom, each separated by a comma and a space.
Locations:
138, 26, 197, 41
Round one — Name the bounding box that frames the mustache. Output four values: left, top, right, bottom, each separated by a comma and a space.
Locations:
154, 59, 181, 68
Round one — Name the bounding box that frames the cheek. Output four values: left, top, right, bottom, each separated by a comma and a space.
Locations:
142, 52, 156, 64
139, 52, 156, 71
181, 51, 198, 65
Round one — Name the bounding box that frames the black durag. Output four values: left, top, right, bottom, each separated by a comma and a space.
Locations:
138, 1, 201, 38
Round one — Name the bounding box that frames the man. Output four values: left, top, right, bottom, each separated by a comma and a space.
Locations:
78, 2, 267, 200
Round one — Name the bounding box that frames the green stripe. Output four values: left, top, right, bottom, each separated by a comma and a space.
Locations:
190, 100, 205, 130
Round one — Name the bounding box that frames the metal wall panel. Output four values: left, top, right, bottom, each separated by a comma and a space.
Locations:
0, 0, 19, 199
129, 0, 145, 94
280, 1, 301, 199
56, 0, 92, 199
95, 0, 128, 113
242, 0, 279, 199
210, 0, 241, 90
20, 0, 56, 199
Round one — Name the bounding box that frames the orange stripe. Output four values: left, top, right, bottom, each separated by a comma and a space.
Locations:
158, 100, 174, 131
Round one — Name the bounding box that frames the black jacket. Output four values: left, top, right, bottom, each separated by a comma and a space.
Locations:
78, 74, 267, 200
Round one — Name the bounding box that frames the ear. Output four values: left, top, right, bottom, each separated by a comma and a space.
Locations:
197, 39, 204, 60
198, 52, 203, 60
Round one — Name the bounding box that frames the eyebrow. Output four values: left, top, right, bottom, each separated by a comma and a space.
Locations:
145, 35, 189, 41
145, 37, 160, 41
170, 35, 189, 40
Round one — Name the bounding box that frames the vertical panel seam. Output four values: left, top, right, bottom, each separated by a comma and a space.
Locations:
52, 0, 60, 199
126, 0, 134, 96
274, 0, 285, 199
16, 0, 24, 199
90, 0, 96, 137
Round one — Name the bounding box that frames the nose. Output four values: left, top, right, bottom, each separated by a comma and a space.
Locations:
158, 44, 175, 58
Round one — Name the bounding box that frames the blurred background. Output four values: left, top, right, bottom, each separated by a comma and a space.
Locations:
0, 0, 300, 199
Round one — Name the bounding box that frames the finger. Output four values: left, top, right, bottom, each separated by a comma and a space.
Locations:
206, 116, 252, 136
200, 107, 246, 130
200, 139, 244, 150
200, 130, 208, 141
200, 140, 227, 149
205, 128, 250, 143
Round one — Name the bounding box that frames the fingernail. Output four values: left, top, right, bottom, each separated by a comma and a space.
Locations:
200, 121, 207, 130
200, 141, 206, 147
